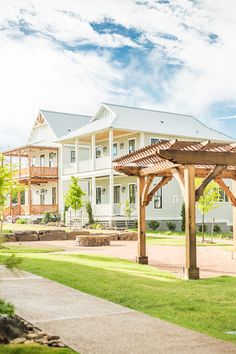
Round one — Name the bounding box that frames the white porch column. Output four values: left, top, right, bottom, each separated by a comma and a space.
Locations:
75, 138, 79, 173
140, 132, 145, 148
91, 134, 96, 170
109, 171, 114, 225
58, 145, 65, 215
91, 176, 96, 214
109, 129, 114, 168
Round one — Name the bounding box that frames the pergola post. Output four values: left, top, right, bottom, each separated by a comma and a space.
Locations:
136, 176, 148, 264
232, 180, 236, 252
184, 165, 199, 280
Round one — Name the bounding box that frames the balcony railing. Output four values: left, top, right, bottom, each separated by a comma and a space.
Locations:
18, 167, 58, 178
4, 204, 59, 217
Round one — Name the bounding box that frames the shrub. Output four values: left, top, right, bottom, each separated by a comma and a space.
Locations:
16, 219, 27, 224
0, 299, 14, 315
166, 221, 176, 232
213, 224, 221, 233
86, 201, 94, 225
90, 223, 102, 229
198, 224, 208, 232
43, 212, 61, 224
148, 221, 160, 231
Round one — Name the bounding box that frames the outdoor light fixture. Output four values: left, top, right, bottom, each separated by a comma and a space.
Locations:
120, 143, 124, 149
102, 188, 106, 194
103, 146, 107, 153
121, 186, 126, 193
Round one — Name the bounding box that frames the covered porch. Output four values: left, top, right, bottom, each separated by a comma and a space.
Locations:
114, 140, 236, 280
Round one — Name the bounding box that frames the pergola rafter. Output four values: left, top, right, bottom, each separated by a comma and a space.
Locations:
114, 140, 236, 280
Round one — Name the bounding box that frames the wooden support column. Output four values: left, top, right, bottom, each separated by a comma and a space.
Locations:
136, 176, 148, 264
184, 165, 199, 280
28, 148, 32, 215
232, 180, 236, 252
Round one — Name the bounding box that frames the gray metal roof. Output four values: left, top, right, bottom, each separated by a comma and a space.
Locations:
58, 103, 234, 142
40, 109, 91, 138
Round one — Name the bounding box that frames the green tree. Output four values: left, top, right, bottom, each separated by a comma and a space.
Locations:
196, 179, 220, 242
0, 154, 24, 246
64, 176, 85, 228
123, 199, 132, 229
85, 201, 94, 225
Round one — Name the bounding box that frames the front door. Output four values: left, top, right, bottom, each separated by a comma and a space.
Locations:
114, 185, 121, 215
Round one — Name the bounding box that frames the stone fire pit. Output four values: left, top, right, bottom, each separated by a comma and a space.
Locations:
76, 234, 111, 247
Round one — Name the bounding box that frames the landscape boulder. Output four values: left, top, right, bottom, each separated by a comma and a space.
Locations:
38, 230, 67, 241
15, 231, 38, 242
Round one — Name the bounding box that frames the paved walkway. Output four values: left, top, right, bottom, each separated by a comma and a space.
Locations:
1, 266, 236, 354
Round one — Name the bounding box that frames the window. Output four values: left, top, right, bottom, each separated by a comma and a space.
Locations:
70, 150, 76, 163
40, 155, 45, 167
151, 138, 161, 145
114, 185, 121, 204
128, 139, 135, 154
96, 187, 102, 204
129, 184, 136, 204
52, 187, 56, 205
96, 146, 102, 158
154, 187, 162, 209
49, 152, 54, 168
32, 157, 36, 167
113, 143, 118, 158
217, 187, 229, 202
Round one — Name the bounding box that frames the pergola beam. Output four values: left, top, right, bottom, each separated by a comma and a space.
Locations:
145, 176, 172, 206
195, 165, 226, 202
157, 149, 236, 165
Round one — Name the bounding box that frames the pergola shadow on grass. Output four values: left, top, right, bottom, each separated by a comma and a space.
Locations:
114, 140, 236, 280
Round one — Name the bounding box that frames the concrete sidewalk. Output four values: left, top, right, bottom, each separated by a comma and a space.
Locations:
0, 266, 235, 354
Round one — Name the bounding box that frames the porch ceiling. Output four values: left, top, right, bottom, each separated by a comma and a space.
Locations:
3, 145, 58, 157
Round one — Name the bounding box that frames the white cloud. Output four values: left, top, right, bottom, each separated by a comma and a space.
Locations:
1, 0, 236, 148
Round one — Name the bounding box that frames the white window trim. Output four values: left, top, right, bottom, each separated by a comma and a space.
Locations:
113, 184, 121, 204
128, 138, 136, 154
128, 182, 136, 204
153, 183, 163, 209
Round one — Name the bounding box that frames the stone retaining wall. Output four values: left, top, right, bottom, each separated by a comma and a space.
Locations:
4, 230, 137, 242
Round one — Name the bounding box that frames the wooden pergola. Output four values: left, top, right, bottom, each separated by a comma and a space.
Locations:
114, 140, 236, 280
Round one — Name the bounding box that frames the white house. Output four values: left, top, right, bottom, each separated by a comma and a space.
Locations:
57, 103, 234, 230
3, 103, 234, 230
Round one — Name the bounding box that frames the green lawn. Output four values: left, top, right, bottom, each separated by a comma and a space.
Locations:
147, 235, 233, 248
0, 252, 235, 344
0, 245, 64, 253
0, 344, 75, 354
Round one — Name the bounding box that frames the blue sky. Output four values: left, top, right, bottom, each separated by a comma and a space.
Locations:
0, 0, 236, 148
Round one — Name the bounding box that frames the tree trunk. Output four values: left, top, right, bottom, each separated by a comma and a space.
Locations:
211, 217, 215, 243
202, 213, 205, 242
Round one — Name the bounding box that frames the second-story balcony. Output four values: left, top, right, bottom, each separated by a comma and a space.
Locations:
3, 145, 59, 183
19, 166, 58, 179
